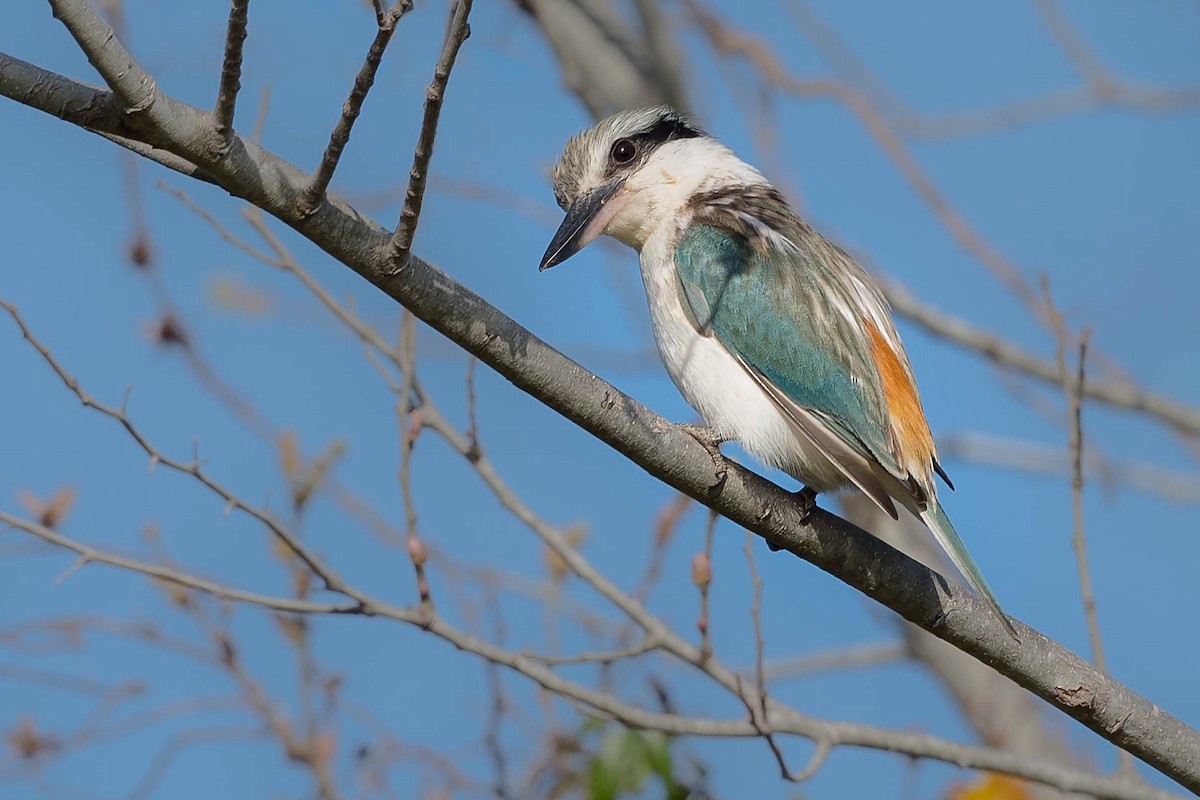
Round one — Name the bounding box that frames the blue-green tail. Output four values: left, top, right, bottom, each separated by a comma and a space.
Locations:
920, 500, 1018, 639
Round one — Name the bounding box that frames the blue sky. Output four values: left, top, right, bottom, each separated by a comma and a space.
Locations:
2, 1, 1199, 798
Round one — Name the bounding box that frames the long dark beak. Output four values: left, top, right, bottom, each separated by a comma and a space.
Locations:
539, 178, 627, 271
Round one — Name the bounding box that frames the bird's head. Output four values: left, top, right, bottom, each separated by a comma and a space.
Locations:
540, 106, 718, 270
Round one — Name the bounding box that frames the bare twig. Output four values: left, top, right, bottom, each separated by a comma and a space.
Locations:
302, 1, 414, 213
48, 0, 174, 133
465, 356, 481, 460
94, 130, 212, 182
1045, 296, 1107, 673
1045, 288, 1130, 778
1034, 0, 1111, 87
128, 727, 266, 800
938, 431, 1200, 506
0, 663, 118, 696
524, 637, 660, 666
397, 311, 431, 604
0, 511, 354, 616
387, 0, 473, 267
694, 509, 717, 659
252, 86, 270, 143
634, 493, 692, 603
213, 0, 251, 137
755, 641, 909, 682
484, 602, 513, 800
741, 531, 806, 783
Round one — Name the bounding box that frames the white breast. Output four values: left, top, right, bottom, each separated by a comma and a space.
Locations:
637, 228, 850, 492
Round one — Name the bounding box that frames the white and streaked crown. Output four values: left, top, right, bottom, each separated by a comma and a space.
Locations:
548, 106, 772, 251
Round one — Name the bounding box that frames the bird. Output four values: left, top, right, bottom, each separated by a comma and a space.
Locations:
539, 105, 1017, 638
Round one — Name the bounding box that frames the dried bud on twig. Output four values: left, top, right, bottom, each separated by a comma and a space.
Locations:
691, 552, 712, 589
406, 534, 428, 567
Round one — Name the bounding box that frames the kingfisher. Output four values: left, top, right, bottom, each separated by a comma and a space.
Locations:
539, 106, 1016, 638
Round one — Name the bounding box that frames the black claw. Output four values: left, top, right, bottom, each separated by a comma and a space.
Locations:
794, 486, 818, 521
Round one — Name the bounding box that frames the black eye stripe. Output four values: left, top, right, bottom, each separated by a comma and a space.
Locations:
636, 115, 703, 147
605, 113, 703, 175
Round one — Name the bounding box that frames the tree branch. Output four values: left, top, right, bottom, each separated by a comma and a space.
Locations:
0, 512, 356, 617
213, 0, 251, 136
387, 0, 472, 266
48, 0, 174, 135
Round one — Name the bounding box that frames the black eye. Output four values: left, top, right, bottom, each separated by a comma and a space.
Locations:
610, 138, 637, 164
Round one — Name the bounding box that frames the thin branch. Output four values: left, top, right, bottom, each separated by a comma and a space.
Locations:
48, 0, 175, 135
524, 637, 660, 666
1034, 0, 1112, 86
0, 664, 119, 696
1046, 299, 1107, 674
213, 0, 251, 136
634, 493, 692, 604
741, 531, 804, 783
127, 727, 266, 800
483, 603, 513, 800
100, 131, 213, 182
1047, 292, 1128, 779
465, 356, 481, 459
387, 0, 473, 267
938, 431, 1200, 506
694, 509, 717, 659
302, 1, 414, 213
397, 311, 431, 604
252, 86, 271, 143
754, 641, 909, 682
0, 512, 355, 616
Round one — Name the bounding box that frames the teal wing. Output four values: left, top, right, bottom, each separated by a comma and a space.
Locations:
674, 222, 904, 515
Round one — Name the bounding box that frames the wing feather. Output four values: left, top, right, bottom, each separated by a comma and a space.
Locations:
736, 355, 899, 518
674, 202, 925, 498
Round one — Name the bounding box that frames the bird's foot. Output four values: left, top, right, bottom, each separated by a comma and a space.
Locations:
768, 486, 818, 552
793, 485, 818, 519
677, 423, 728, 490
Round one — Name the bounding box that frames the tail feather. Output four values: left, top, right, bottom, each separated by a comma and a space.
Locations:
920, 500, 1019, 639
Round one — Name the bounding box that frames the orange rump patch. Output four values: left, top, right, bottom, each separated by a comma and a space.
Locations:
864, 320, 935, 473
